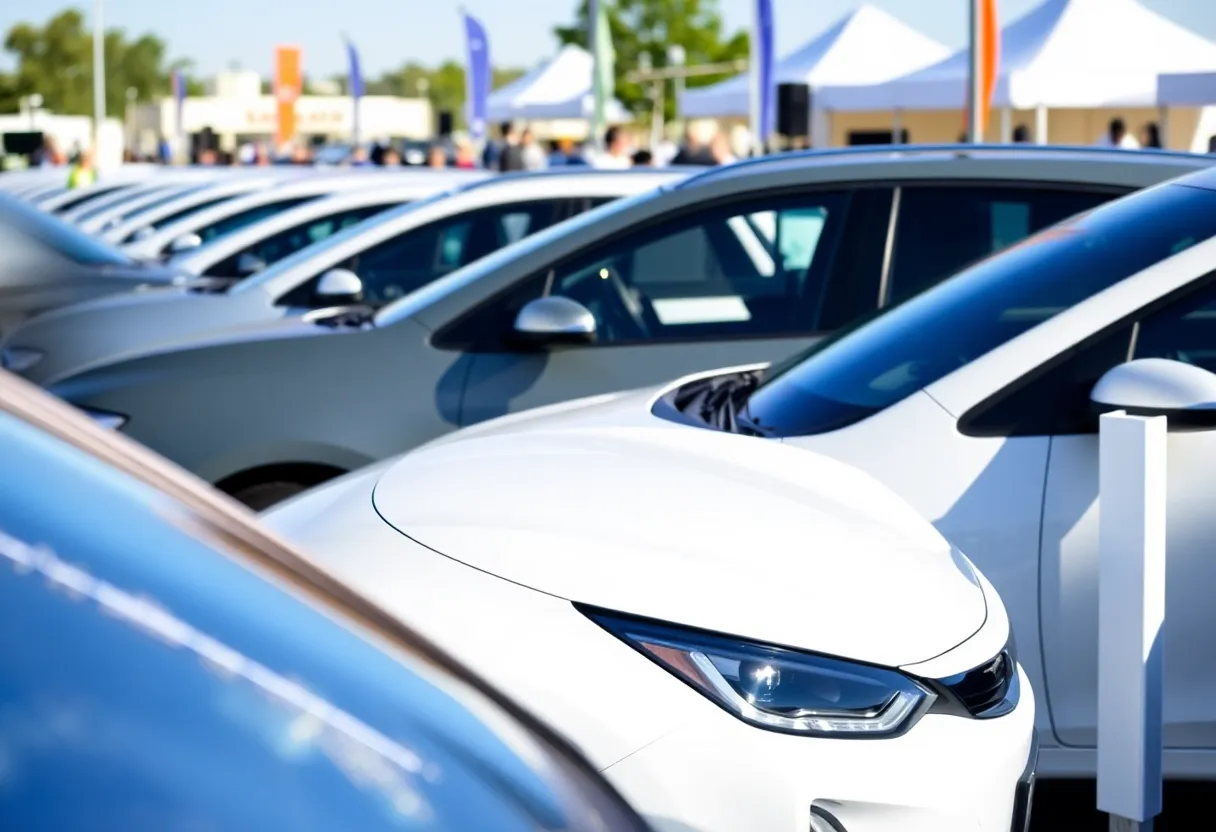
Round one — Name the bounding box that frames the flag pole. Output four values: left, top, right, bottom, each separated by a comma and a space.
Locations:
93, 0, 107, 156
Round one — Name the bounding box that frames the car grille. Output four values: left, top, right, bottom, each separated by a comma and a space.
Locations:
939, 650, 1015, 718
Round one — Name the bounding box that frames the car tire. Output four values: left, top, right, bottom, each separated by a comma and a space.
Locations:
229, 480, 309, 511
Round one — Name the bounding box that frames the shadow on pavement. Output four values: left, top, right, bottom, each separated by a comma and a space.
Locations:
1031, 779, 1216, 831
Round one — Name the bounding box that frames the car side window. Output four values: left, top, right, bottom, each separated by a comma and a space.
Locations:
963, 277, 1216, 438
1134, 278, 1216, 374
887, 186, 1123, 306
547, 192, 852, 345
289, 201, 562, 308
193, 197, 316, 247
203, 204, 391, 278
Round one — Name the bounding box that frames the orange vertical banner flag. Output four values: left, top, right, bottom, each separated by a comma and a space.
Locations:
274, 45, 302, 149
979, 0, 1000, 135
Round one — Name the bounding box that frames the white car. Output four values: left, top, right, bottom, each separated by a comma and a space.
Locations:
126, 168, 486, 262
98, 171, 307, 244
63, 173, 223, 229
263, 423, 1036, 832
433, 164, 1216, 781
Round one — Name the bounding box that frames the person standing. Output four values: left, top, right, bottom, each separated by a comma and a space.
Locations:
520, 127, 547, 171
590, 126, 632, 168
427, 144, 448, 168
1097, 117, 1140, 149
66, 149, 96, 189
670, 121, 716, 166
498, 122, 525, 172
453, 137, 477, 169
1141, 122, 1163, 149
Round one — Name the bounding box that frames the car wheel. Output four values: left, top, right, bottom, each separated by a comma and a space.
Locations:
229, 480, 309, 511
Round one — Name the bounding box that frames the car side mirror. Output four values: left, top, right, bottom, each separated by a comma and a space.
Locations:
1091, 358, 1216, 429
314, 268, 364, 305
167, 232, 202, 254
512, 296, 597, 346
236, 251, 267, 276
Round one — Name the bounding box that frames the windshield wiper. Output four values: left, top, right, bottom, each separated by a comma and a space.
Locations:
671, 370, 771, 437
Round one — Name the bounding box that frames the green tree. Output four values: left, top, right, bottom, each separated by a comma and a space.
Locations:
2, 8, 186, 116
554, 0, 748, 120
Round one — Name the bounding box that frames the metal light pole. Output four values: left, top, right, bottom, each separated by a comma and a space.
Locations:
93, 0, 107, 153
667, 44, 686, 121
967, 0, 983, 143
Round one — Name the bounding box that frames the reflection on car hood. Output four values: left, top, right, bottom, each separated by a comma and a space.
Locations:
2, 288, 278, 386
370, 425, 986, 668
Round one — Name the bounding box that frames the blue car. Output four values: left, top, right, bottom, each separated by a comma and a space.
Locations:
0, 369, 649, 832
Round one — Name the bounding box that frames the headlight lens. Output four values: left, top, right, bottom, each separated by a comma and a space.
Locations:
1, 347, 43, 372
585, 609, 935, 738
79, 407, 127, 430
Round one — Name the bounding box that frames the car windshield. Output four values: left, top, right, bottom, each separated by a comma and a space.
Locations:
0, 193, 133, 267
745, 182, 1216, 438
72, 186, 174, 222
374, 187, 660, 326
229, 193, 451, 294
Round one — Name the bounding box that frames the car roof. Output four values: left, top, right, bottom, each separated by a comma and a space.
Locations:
0, 368, 643, 831
675, 144, 1215, 191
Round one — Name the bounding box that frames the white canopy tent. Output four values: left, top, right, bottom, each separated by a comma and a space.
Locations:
486, 45, 629, 124
679, 4, 948, 120
1158, 72, 1216, 106
818, 0, 1216, 125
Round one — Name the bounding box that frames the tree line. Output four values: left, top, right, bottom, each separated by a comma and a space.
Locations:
0, 2, 748, 129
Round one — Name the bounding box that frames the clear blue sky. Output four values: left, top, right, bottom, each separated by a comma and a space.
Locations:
1, 0, 1213, 78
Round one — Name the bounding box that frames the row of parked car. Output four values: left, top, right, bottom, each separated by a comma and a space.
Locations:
4, 145, 1216, 830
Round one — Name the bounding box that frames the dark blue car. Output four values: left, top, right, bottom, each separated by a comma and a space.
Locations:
0, 370, 649, 831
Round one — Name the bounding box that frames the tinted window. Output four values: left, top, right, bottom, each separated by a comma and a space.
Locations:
202, 204, 393, 278
72, 186, 175, 222
887, 186, 1121, 305
548, 193, 851, 344
120, 196, 234, 241
194, 196, 318, 246
283, 201, 560, 307
0, 193, 132, 267
1135, 278, 1216, 374
746, 183, 1216, 438
111, 184, 208, 223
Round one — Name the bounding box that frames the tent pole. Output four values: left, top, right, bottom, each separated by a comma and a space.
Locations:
1158, 106, 1170, 150
1000, 107, 1011, 143
892, 108, 902, 145
967, 0, 982, 143
1035, 104, 1048, 144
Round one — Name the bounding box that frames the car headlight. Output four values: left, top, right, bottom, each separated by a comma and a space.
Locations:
1, 346, 43, 372
584, 608, 935, 738
79, 407, 127, 430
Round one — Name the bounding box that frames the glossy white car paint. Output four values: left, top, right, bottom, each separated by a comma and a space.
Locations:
122, 169, 487, 260
263, 424, 1034, 832
160, 173, 483, 274
448, 172, 1216, 780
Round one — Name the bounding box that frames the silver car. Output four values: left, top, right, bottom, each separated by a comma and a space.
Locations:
5, 168, 687, 387
13, 145, 1214, 508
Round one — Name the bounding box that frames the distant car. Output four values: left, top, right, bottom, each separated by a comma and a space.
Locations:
124, 168, 486, 261
261, 402, 1036, 832
100, 172, 302, 244
435, 163, 1216, 783
0, 191, 182, 334
0, 368, 651, 832
14, 146, 1211, 508
6, 169, 686, 407
61, 174, 218, 228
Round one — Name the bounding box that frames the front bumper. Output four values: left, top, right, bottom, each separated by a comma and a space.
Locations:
604, 665, 1037, 832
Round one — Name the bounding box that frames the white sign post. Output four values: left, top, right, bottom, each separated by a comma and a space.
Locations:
1097, 410, 1167, 832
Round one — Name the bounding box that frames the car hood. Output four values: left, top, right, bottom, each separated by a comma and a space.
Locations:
2, 286, 278, 386
369, 424, 987, 668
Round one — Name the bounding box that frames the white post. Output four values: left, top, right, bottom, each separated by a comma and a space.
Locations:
1035, 104, 1048, 144
748, 0, 761, 157
967, 0, 982, 143
92, 0, 106, 152
1000, 106, 1012, 143
1157, 105, 1170, 150
1097, 410, 1166, 832
891, 108, 902, 145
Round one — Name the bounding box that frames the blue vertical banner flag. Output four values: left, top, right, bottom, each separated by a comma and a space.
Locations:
171, 69, 186, 140
750, 0, 775, 153
344, 35, 364, 146
462, 10, 490, 141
